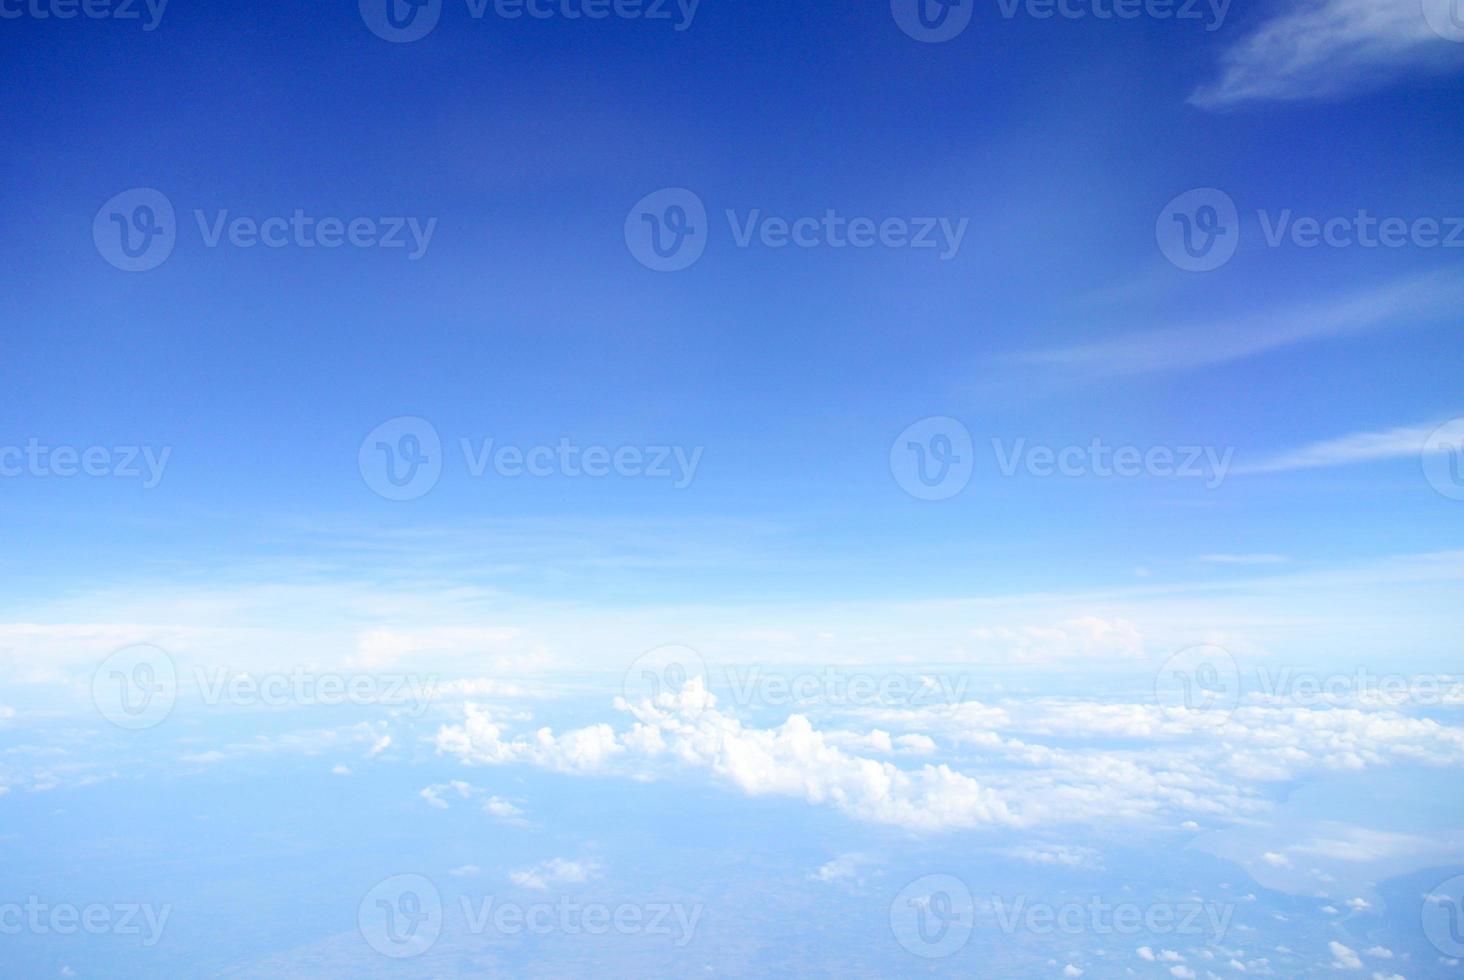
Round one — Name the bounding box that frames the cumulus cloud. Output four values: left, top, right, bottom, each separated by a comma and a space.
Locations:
434, 678, 1464, 834
1330, 941, 1364, 970
808, 853, 876, 885
420, 780, 525, 823
509, 858, 600, 892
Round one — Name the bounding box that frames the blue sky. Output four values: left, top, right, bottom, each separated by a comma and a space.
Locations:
4, 0, 1464, 976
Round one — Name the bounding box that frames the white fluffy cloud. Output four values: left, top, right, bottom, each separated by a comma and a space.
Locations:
509, 858, 600, 892
1330, 941, 1363, 970
434, 676, 1464, 834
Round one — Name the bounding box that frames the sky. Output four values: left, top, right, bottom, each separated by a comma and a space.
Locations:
3, 0, 1464, 976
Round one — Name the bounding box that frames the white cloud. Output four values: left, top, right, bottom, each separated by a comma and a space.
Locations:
1002, 271, 1464, 383
435, 676, 1464, 834
420, 780, 526, 823
1234, 420, 1458, 475
1198, 554, 1289, 566
509, 857, 600, 892
808, 853, 875, 884
1062, 966, 1083, 978
1138, 947, 1156, 961
1190, 0, 1462, 107
1330, 941, 1364, 970
1005, 844, 1103, 869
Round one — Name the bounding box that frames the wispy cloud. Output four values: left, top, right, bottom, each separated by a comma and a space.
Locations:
1198, 554, 1290, 565
1003, 270, 1463, 382
1235, 420, 1455, 474
1190, 0, 1463, 108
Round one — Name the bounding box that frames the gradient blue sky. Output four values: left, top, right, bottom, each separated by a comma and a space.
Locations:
4, 0, 1464, 976
4, 0, 1464, 608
